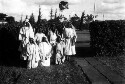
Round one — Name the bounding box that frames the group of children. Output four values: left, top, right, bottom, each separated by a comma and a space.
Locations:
19, 19, 77, 69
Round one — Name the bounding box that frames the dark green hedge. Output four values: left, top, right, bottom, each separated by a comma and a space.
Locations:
89, 20, 125, 57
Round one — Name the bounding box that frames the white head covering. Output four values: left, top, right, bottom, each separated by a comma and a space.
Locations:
25, 18, 29, 22
24, 19, 32, 29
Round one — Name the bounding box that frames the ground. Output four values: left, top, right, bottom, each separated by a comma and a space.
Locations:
95, 54, 125, 78
75, 30, 125, 83
0, 61, 89, 84
0, 30, 125, 84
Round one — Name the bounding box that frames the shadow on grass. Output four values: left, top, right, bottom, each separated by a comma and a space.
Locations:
76, 47, 95, 58
75, 41, 95, 58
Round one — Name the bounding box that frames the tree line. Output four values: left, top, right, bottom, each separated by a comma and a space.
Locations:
0, 9, 96, 30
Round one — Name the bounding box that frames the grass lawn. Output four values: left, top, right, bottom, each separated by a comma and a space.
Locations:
95, 55, 125, 78
0, 61, 89, 84
1, 29, 124, 84
0, 30, 90, 84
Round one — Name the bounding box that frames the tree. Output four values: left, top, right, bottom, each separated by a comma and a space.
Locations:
36, 5, 43, 33
0, 13, 7, 20
70, 14, 80, 29
37, 5, 42, 24
29, 13, 35, 27
54, 9, 57, 19
20, 14, 23, 24
25, 15, 28, 19
86, 14, 94, 22
79, 11, 85, 30
50, 8, 53, 20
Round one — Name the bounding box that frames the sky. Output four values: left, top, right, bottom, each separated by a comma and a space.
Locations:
0, 0, 125, 21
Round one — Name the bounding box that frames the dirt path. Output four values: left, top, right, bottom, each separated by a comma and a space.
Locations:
75, 57, 125, 84
75, 30, 125, 84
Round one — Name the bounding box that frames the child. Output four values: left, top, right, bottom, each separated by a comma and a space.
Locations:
38, 37, 52, 66
55, 36, 65, 64
26, 38, 40, 69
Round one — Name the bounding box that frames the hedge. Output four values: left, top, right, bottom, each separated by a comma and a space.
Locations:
89, 20, 125, 57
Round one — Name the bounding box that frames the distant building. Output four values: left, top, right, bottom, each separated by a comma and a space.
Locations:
0, 13, 7, 24
0, 13, 15, 24
0, 20, 7, 24
6, 16, 15, 23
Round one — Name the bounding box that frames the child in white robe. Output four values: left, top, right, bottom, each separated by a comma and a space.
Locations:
26, 38, 40, 69
19, 20, 34, 60
63, 27, 73, 61
49, 30, 57, 46
34, 29, 47, 45
63, 22, 77, 61
55, 36, 65, 64
38, 37, 52, 66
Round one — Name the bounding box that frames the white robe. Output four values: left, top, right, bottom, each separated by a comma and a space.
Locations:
26, 43, 40, 69
71, 27, 77, 55
19, 26, 34, 47
39, 42, 52, 66
56, 41, 65, 64
35, 33, 46, 43
49, 31, 57, 45
19, 25, 34, 60
63, 28, 72, 55
63, 27, 77, 55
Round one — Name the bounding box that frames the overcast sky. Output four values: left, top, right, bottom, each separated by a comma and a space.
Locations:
0, 0, 125, 21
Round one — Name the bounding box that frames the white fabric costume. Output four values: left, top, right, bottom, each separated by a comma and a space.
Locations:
26, 42, 40, 69
39, 42, 52, 66
63, 27, 77, 55
34, 33, 46, 44
19, 22, 34, 47
56, 41, 65, 64
19, 21, 34, 60
49, 30, 57, 45
71, 25, 77, 55
63, 28, 72, 55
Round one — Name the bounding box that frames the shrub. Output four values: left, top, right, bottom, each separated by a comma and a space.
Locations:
89, 20, 125, 57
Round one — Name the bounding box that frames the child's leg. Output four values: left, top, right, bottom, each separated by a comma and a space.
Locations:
67, 55, 70, 61
56, 55, 58, 64
67, 55, 71, 61
61, 56, 65, 63
59, 57, 62, 64
56, 57, 58, 64
27, 60, 31, 69
65, 55, 68, 61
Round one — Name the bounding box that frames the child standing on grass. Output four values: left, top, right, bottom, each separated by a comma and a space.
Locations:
63, 22, 77, 61
49, 28, 57, 46
26, 38, 40, 69
55, 36, 65, 64
19, 19, 34, 60
38, 37, 52, 66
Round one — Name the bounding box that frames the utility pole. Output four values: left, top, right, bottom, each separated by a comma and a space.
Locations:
103, 13, 104, 21
94, 1, 96, 21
